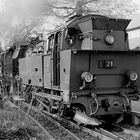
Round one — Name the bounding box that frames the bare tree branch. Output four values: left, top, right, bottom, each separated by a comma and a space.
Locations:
83, 0, 98, 5
50, 5, 74, 10
53, 10, 74, 18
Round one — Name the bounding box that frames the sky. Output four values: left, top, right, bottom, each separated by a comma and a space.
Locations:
134, 0, 140, 11
0, 0, 4, 12
0, 0, 49, 48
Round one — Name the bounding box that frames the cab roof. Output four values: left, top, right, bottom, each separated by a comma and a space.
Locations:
48, 14, 108, 35
48, 14, 130, 35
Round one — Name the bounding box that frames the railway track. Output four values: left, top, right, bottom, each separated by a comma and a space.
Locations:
35, 97, 126, 140
60, 117, 125, 140
112, 123, 140, 140
7, 94, 140, 140
7, 100, 55, 140
7, 100, 84, 140
6, 97, 128, 140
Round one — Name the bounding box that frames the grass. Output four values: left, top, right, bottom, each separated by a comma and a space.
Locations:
0, 102, 43, 140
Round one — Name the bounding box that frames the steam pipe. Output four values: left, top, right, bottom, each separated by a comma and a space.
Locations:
90, 97, 99, 116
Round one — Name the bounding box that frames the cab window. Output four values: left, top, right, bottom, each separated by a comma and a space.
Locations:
48, 35, 54, 52
65, 27, 77, 46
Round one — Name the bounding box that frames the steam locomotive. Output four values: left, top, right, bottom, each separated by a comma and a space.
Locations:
1, 14, 140, 123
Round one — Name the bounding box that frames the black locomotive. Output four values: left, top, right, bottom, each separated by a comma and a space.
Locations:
1, 14, 140, 123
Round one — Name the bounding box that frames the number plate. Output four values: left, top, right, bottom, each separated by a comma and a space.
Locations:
98, 60, 116, 69
104, 60, 113, 68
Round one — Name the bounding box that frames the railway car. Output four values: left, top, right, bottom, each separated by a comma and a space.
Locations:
0, 41, 29, 95
10, 14, 140, 123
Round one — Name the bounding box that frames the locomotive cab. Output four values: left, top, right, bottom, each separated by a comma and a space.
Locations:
63, 15, 130, 51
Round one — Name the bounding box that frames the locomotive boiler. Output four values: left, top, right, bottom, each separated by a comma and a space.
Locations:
2, 14, 140, 123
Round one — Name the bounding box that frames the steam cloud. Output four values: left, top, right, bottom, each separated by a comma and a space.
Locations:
0, 0, 56, 48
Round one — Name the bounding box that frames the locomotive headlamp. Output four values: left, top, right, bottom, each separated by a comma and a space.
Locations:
105, 35, 115, 45
81, 72, 93, 83
127, 71, 138, 81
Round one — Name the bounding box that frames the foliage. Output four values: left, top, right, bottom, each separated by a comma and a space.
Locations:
0, 0, 138, 49
0, 0, 53, 49
49, 0, 138, 19
3, 17, 43, 48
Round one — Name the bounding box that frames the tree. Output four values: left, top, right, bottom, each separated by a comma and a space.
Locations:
48, 0, 138, 19
0, 0, 138, 50
0, 0, 54, 49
